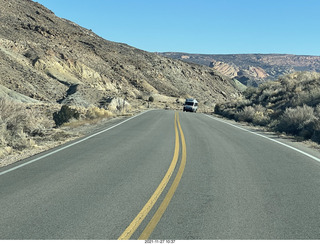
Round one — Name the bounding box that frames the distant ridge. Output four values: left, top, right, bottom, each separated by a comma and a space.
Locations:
159, 52, 320, 87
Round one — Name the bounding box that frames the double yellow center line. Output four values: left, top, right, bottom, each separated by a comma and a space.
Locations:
118, 111, 187, 240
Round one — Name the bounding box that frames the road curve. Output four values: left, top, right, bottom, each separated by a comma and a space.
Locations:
1, 110, 320, 239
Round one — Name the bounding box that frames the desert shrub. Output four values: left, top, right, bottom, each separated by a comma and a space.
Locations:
314, 104, 320, 117
311, 120, 320, 143
258, 87, 282, 104
236, 98, 252, 109
243, 86, 257, 100
236, 106, 256, 123
215, 71, 320, 144
214, 104, 223, 114
234, 105, 269, 125
148, 96, 154, 102
0, 99, 32, 150
280, 72, 320, 86
85, 106, 113, 120
0, 117, 8, 147
0, 98, 51, 150
53, 105, 80, 127
214, 103, 237, 120
268, 88, 286, 104
297, 88, 320, 107
252, 105, 271, 126
276, 104, 316, 138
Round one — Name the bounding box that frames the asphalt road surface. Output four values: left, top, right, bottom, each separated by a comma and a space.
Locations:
1, 110, 320, 240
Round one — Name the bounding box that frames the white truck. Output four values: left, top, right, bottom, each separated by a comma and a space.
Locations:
183, 98, 198, 113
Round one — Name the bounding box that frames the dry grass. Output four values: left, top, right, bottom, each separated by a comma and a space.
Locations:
0, 98, 129, 167
0, 98, 52, 156
85, 106, 114, 120
61, 106, 115, 128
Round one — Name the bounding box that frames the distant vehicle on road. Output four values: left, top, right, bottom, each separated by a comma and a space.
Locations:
183, 98, 198, 113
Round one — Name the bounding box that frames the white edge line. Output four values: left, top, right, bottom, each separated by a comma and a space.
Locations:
204, 114, 320, 164
0, 110, 150, 176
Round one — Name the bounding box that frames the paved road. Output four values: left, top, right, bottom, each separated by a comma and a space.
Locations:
1, 110, 320, 239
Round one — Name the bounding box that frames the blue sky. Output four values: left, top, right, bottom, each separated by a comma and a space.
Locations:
35, 0, 320, 55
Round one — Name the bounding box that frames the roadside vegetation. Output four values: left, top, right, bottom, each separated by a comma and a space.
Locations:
214, 71, 320, 143
0, 98, 52, 158
0, 98, 116, 163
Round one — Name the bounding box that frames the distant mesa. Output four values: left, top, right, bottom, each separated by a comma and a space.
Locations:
160, 53, 320, 87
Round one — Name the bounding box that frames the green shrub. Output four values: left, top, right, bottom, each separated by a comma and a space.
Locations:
243, 86, 257, 100
214, 71, 320, 143
214, 104, 222, 114
276, 104, 316, 137
252, 106, 271, 126
236, 106, 256, 123
311, 120, 320, 143
214, 103, 237, 120
148, 96, 154, 102
53, 105, 79, 127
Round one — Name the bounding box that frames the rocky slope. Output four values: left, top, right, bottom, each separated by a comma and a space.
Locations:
159, 53, 320, 87
0, 0, 240, 112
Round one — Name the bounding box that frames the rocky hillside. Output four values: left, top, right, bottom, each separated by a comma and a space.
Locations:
0, 0, 240, 111
159, 53, 320, 87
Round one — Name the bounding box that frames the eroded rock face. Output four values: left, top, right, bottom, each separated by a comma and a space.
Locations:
105, 97, 131, 112
161, 52, 320, 87
0, 0, 239, 110
209, 60, 240, 78
209, 61, 270, 87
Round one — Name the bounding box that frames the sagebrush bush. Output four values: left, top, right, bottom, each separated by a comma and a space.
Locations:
235, 105, 270, 125
236, 106, 256, 123
214, 71, 320, 143
277, 105, 316, 137
252, 105, 271, 126
243, 86, 257, 100
279, 72, 320, 87
214, 103, 237, 120
0, 98, 51, 151
292, 87, 320, 107
53, 105, 80, 127
311, 120, 320, 143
